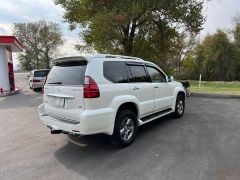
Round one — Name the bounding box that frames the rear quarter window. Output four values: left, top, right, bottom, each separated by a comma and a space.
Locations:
103, 61, 128, 83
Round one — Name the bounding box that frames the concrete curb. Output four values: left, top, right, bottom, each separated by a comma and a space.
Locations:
0, 89, 20, 97
191, 92, 240, 99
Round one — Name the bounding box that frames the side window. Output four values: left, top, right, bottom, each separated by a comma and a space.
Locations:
128, 65, 150, 83
103, 61, 128, 83
146, 66, 167, 83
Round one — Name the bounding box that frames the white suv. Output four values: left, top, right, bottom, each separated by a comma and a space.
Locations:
38, 54, 186, 147
29, 69, 50, 90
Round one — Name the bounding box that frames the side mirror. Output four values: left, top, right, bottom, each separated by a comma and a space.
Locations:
167, 75, 174, 82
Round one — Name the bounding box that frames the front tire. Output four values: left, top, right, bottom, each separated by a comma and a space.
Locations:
112, 109, 138, 148
173, 94, 185, 118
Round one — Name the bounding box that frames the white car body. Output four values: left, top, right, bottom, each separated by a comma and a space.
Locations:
29, 69, 50, 89
38, 54, 185, 143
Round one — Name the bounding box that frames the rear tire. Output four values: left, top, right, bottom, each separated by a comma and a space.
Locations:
173, 94, 185, 118
112, 109, 138, 148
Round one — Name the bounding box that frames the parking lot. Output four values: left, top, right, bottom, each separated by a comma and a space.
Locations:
0, 73, 240, 180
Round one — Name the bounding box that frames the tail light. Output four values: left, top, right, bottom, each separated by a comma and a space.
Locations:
33, 79, 41, 83
84, 76, 100, 98
42, 77, 48, 94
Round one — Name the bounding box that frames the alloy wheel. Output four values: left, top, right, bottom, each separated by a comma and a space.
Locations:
120, 117, 134, 141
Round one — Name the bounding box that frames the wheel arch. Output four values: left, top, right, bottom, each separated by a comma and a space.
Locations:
116, 102, 139, 118
177, 91, 186, 100
172, 87, 186, 110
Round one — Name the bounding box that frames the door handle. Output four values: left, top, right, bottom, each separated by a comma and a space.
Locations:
154, 85, 159, 88
132, 86, 140, 90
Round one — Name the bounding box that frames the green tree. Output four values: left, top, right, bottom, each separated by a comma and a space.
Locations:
188, 30, 233, 81
14, 20, 64, 70
55, 0, 205, 70
232, 15, 240, 80
180, 13, 240, 81
182, 53, 195, 78
205, 30, 232, 81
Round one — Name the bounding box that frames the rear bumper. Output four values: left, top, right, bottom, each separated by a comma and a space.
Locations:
38, 104, 115, 135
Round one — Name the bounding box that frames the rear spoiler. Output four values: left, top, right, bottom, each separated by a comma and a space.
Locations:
51, 56, 91, 65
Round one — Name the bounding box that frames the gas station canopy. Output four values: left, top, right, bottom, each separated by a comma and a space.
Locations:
0, 36, 23, 96
0, 36, 23, 52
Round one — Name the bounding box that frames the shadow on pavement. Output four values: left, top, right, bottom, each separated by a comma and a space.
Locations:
54, 115, 177, 178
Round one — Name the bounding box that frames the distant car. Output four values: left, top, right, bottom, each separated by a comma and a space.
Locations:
29, 69, 50, 90
38, 54, 186, 147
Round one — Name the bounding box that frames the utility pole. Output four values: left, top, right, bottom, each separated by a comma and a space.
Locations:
199, 74, 202, 91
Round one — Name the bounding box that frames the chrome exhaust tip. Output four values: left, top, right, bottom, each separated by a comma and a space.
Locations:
47, 126, 70, 135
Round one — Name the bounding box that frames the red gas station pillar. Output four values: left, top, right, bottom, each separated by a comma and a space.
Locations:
0, 36, 23, 95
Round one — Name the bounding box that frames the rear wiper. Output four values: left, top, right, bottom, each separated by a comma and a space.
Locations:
48, 82, 62, 85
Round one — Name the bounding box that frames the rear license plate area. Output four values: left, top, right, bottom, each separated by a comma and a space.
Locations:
48, 96, 65, 107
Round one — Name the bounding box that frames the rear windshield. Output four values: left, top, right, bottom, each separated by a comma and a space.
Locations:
34, 70, 49, 77
46, 61, 87, 86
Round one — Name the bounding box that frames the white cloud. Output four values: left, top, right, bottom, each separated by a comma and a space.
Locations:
0, 23, 13, 35
0, 0, 63, 22
200, 0, 240, 37
58, 36, 81, 57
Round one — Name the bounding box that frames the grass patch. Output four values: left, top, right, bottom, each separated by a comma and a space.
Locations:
188, 81, 240, 95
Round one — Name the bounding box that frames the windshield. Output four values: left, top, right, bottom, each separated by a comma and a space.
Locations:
46, 61, 87, 86
34, 70, 50, 77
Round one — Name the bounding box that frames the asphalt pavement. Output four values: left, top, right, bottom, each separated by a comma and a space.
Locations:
0, 73, 240, 180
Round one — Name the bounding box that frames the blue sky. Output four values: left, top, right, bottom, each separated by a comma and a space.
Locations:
0, 0, 240, 67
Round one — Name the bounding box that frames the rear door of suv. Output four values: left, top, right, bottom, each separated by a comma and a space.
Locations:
43, 60, 87, 123
127, 63, 154, 117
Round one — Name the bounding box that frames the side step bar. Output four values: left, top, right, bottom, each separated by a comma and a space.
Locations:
140, 108, 173, 122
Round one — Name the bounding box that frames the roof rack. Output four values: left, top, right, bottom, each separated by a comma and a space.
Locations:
94, 54, 144, 61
